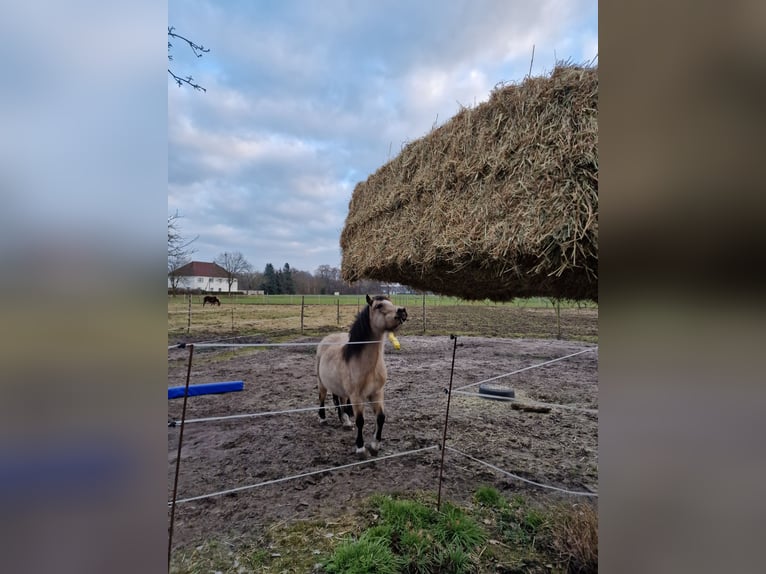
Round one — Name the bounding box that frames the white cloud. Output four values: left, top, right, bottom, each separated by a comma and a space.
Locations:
171, 114, 318, 176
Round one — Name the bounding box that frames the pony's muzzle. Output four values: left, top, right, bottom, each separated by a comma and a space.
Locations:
396, 308, 408, 323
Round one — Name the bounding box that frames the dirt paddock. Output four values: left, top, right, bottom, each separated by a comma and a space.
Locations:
168, 334, 598, 550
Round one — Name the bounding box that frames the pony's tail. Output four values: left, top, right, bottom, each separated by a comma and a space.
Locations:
316, 353, 330, 406
315, 346, 324, 388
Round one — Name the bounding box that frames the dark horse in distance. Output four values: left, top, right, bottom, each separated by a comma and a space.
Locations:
202, 295, 221, 307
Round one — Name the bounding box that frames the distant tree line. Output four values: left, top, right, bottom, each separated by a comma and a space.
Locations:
236, 262, 387, 295
167, 215, 394, 295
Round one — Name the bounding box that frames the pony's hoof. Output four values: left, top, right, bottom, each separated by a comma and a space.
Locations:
368, 442, 381, 456
355, 447, 368, 459
319, 418, 328, 425
342, 423, 354, 431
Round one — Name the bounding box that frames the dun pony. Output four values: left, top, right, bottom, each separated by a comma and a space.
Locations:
316, 295, 407, 457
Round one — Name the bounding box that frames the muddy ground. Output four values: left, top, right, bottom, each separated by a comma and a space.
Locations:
168, 328, 598, 551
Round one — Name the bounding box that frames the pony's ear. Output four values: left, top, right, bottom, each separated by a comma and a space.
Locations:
366, 294, 372, 306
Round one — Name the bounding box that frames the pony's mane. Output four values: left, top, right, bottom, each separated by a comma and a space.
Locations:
342, 296, 387, 362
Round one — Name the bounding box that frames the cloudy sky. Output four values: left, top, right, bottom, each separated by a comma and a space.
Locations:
168, 0, 597, 275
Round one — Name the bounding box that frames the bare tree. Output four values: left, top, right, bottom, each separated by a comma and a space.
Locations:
168, 26, 209, 92
314, 264, 343, 294
236, 271, 264, 292
168, 211, 198, 259
292, 269, 318, 294
346, 278, 384, 295
214, 252, 252, 295
168, 211, 198, 296
168, 253, 191, 295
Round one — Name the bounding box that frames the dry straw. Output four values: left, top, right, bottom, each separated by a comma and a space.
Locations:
341, 63, 598, 301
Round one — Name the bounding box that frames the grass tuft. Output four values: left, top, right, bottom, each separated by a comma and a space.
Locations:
434, 502, 487, 550
378, 496, 434, 533
323, 536, 402, 574
473, 484, 507, 509
324, 494, 487, 574
436, 544, 476, 574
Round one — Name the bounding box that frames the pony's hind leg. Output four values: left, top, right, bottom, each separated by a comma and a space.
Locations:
332, 394, 342, 421
343, 399, 354, 429
367, 391, 386, 455
332, 395, 353, 430
349, 394, 367, 458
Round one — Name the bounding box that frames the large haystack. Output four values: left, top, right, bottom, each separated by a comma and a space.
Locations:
341, 64, 598, 301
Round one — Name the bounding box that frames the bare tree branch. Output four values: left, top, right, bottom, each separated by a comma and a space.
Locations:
168, 27, 210, 58
167, 69, 207, 92
214, 252, 252, 295
168, 211, 198, 260
168, 26, 209, 92
168, 211, 199, 295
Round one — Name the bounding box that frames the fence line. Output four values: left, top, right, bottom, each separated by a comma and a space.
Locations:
169, 445, 439, 506
167, 344, 598, 432
445, 446, 598, 497
168, 339, 388, 351
169, 391, 442, 426
450, 390, 598, 415
168, 297, 598, 341
168, 378, 596, 426
452, 347, 597, 392
169, 392, 595, 426
191, 333, 262, 346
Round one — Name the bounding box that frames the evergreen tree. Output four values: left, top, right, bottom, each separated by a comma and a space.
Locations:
281, 263, 295, 294
274, 268, 284, 294
261, 263, 278, 294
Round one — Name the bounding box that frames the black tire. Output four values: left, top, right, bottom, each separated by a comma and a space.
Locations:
478, 384, 515, 400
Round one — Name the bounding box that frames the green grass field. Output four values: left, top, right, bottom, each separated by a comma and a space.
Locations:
170, 488, 597, 573
167, 294, 598, 342
170, 293, 597, 308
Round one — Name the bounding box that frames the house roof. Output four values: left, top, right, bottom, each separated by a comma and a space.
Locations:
172, 261, 230, 278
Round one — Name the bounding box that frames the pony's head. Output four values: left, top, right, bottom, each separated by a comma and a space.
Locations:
343, 295, 407, 361
366, 294, 407, 332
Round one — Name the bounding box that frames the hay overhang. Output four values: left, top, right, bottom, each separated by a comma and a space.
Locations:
340, 64, 598, 302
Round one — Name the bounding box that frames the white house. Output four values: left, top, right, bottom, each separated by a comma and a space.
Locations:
168, 261, 238, 292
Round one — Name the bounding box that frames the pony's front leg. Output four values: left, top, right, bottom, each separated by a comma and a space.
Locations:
368, 391, 385, 455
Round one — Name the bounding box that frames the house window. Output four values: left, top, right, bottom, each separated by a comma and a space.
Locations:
198, 278, 204, 283
217, 278, 222, 283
